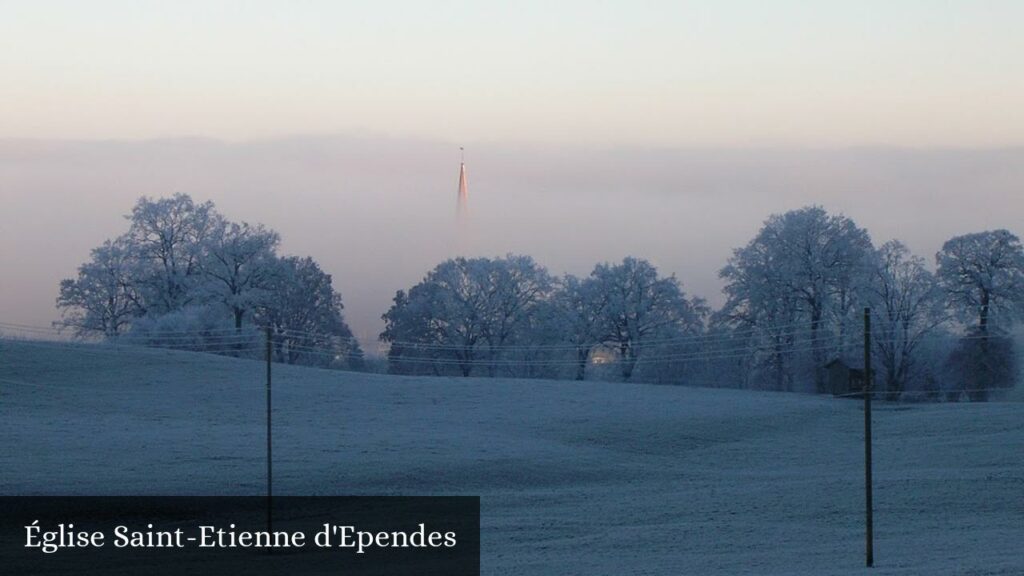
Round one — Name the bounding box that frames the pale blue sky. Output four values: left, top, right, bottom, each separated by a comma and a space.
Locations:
2, 1, 1022, 145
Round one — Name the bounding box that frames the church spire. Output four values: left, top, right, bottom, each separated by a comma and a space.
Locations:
457, 147, 468, 224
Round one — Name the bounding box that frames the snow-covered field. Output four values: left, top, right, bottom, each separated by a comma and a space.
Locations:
1, 339, 1022, 575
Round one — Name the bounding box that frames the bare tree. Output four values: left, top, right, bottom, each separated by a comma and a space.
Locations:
381, 256, 551, 377
125, 193, 219, 313
56, 238, 141, 337
720, 206, 874, 392
202, 220, 281, 331
868, 240, 945, 398
936, 229, 1024, 334
479, 255, 553, 375
936, 229, 1024, 399
554, 275, 606, 380
258, 256, 359, 367
589, 257, 705, 380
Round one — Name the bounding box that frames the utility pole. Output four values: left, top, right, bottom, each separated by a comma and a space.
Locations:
265, 326, 273, 534
863, 307, 873, 568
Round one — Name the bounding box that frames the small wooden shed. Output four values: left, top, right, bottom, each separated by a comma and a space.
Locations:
824, 358, 867, 396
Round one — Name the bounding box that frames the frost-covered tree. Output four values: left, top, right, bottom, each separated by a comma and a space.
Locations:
935, 229, 1024, 333
719, 206, 874, 392
381, 255, 552, 377
936, 229, 1024, 399
717, 230, 803, 391
489, 296, 569, 380
553, 275, 606, 380
126, 303, 245, 351
478, 255, 553, 375
588, 257, 705, 380
202, 220, 281, 330
380, 288, 444, 375
57, 194, 360, 369
946, 328, 1017, 402
382, 259, 490, 376
125, 193, 219, 314
56, 194, 221, 339
867, 240, 945, 398
56, 238, 141, 337
257, 256, 360, 367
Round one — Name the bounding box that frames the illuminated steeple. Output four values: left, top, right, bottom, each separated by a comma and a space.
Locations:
457, 147, 468, 225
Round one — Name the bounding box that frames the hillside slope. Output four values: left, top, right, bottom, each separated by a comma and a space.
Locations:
1, 340, 1022, 575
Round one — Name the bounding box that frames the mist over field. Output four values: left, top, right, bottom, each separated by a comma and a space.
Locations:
3, 137, 1024, 347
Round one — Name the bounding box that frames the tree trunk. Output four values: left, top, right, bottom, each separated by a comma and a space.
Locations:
487, 345, 497, 378
979, 292, 989, 336
575, 347, 590, 380
974, 292, 990, 402
773, 338, 785, 391
231, 308, 245, 355
886, 362, 898, 401
620, 344, 637, 380
811, 309, 825, 394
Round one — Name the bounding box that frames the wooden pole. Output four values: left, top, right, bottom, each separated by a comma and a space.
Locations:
265, 326, 273, 535
864, 307, 873, 568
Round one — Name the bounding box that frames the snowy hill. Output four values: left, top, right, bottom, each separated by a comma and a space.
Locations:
1, 339, 1022, 575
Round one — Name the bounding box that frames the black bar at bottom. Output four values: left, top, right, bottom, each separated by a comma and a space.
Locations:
0, 496, 480, 576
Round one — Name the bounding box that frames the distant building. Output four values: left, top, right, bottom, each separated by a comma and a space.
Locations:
824, 358, 871, 396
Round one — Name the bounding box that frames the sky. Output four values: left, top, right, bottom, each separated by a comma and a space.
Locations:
1, 2, 1024, 348
3, 1, 1024, 146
